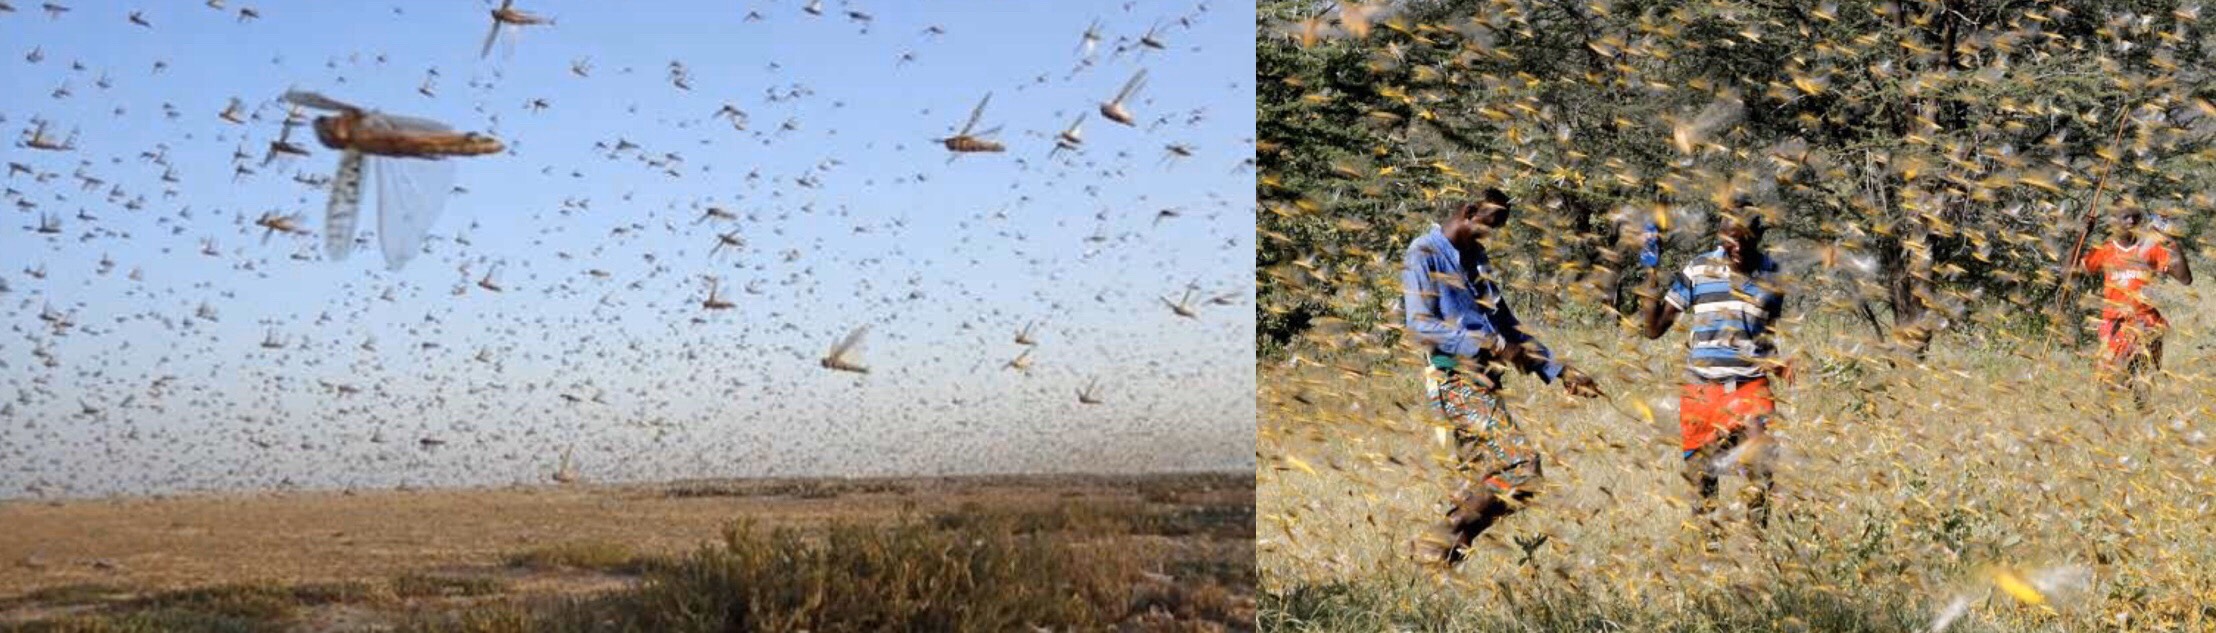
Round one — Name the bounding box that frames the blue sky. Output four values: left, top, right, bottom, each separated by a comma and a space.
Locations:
0, 0, 1255, 497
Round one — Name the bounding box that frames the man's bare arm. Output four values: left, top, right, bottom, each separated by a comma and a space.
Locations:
1635, 273, 1679, 339
2172, 246, 2194, 286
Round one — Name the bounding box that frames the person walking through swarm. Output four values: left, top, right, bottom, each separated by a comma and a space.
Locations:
2077, 208, 2193, 412
1400, 188, 1604, 568
1636, 207, 1788, 531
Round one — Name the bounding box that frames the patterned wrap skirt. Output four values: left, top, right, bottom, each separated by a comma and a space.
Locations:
1424, 366, 1543, 495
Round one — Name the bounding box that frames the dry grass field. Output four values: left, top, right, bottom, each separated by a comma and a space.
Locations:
1260, 291, 2216, 632
1, 473, 1254, 632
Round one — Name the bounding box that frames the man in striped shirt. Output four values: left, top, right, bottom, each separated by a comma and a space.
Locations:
1636, 209, 1786, 529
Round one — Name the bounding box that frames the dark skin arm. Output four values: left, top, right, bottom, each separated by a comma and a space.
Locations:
1495, 337, 1602, 397
2169, 243, 2194, 285
1635, 272, 1679, 340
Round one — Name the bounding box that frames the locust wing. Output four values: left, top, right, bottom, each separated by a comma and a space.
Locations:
1114, 69, 1148, 103
324, 151, 365, 261
823, 324, 871, 373
280, 89, 358, 113
481, 21, 502, 58
958, 93, 990, 136
369, 153, 457, 271
359, 111, 454, 135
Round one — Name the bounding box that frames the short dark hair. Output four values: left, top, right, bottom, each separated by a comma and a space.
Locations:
1722, 208, 1766, 242
1436, 188, 1512, 222
1482, 188, 1510, 207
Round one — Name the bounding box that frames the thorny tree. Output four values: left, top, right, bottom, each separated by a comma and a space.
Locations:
1258, 0, 2216, 360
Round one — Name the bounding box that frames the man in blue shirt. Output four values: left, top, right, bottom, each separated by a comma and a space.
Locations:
1403, 188, 1603, 568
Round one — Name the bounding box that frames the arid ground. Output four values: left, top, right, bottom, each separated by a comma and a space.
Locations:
1260, 304, 2216, 632
1, 472, 1254, 632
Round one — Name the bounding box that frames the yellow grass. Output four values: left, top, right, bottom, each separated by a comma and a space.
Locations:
1260, 288, 2216, 631
2, 473, 1255, 632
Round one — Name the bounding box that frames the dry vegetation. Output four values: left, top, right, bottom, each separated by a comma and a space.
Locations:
1, 473, 1253, 632
1260, 289, 2216, 632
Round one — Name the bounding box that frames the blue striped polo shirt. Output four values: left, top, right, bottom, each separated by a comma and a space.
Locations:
1664, 248, 1784, 384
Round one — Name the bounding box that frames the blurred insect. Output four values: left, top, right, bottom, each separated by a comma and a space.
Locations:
1924, 565, 2089, 633
22, 121, 75, 151
475, 263, 503, 292
1078, 18, 1104, 58
551, 446, 579, 484
1077, 378, 1105, 405
1100, 69, 1147, 126
1004, 348, 1034, 372
936, 93, 1005, 157
713, 104, 747, 131
219, 98, 247, 124
695, 206, 737, 224
1161, 143, 1195, 166
668, 61, 693, 91
1162, 287, 1198, 318
481, 0, 552, 59
710, 228, 745, 258
1015, 320, 1040, 346
701, 277, 735, 310
820, 324, 871, 374
1051, 112, 1087, 158
1137, 21, 1168, 53
1334, 1, 1389, 39
1668, 97, 1744, 155
280, 89, 503, 270
252, 211, 307, 244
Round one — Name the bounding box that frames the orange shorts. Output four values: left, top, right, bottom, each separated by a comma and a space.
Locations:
1680, 378, 1775, 452
2097, 312, 2167, 369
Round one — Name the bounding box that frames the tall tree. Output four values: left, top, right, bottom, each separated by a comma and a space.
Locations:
1258, 0, 2216, 359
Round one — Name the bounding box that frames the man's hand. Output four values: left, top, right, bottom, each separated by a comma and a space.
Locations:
1560, 366, 1603, 398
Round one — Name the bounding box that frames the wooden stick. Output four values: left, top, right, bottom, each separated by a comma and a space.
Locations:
2043, 102, 2137, 353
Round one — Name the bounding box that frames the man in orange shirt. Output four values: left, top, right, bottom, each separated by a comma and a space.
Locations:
2079, 209, 2193, 411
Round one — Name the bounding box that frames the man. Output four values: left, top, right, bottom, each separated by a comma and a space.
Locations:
1401, 188, 1603, 568
2079, 208, 2193, 411
1635, 208, 1785, 529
